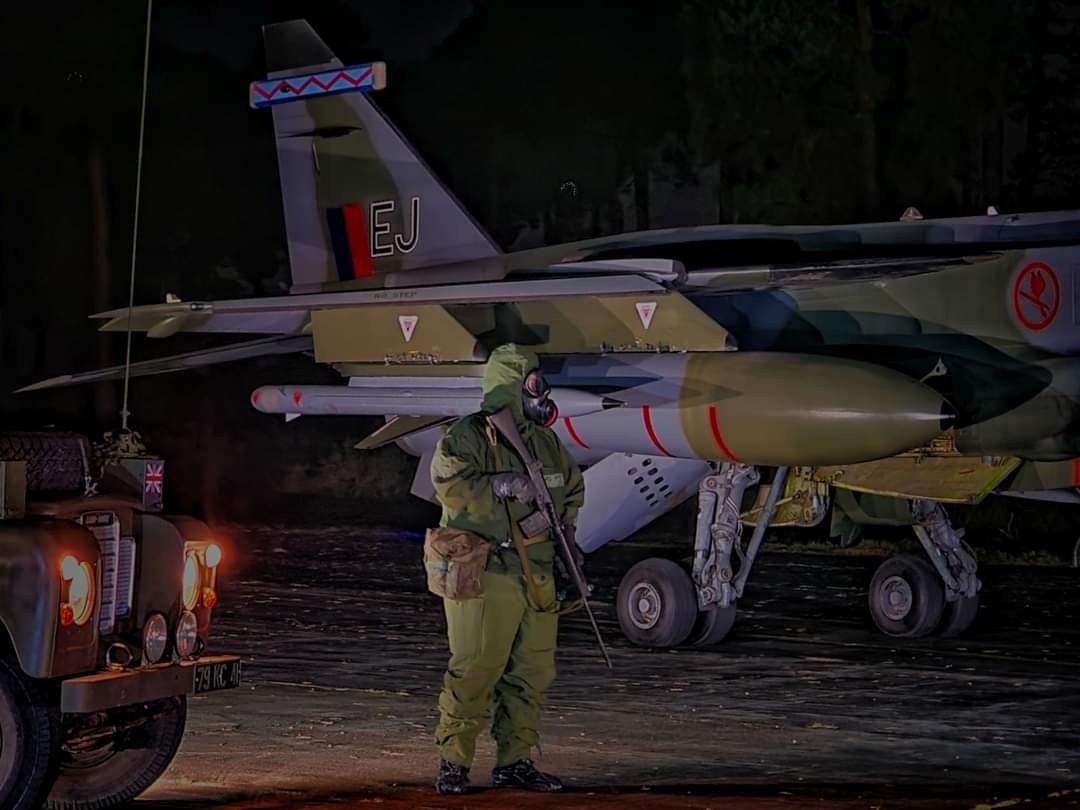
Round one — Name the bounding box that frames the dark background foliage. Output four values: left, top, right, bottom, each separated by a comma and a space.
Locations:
1, 0, 1078, 528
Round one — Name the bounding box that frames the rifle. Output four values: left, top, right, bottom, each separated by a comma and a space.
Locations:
488, 408, 613, 670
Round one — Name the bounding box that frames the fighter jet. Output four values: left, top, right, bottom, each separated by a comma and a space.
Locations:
25, 20, 1080, 649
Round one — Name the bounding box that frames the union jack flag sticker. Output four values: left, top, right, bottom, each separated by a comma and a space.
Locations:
144, 462, 164, 495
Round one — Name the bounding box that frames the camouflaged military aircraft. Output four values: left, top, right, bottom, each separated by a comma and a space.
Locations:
25, 19, 1080, 649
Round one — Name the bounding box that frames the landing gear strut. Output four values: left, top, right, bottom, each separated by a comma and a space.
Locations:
692, 463, 789, 645
868, 499, 981, 639
614, 464, 789, 649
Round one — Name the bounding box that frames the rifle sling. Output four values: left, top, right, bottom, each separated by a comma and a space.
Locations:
490, 425, 557, 613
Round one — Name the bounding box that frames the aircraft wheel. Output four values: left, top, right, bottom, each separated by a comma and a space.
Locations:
616, 558, 697, 648
690, 604, 737, 646
868, 555, 945, 639
0, 656, 61, 810
937, 593, 980, 638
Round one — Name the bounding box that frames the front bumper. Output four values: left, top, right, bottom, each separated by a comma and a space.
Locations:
60, 655, 242, 714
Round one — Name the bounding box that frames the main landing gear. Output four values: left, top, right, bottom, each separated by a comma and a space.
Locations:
867, 499, 981, 639
616, 464, 789, 648
613, 467, 982, 648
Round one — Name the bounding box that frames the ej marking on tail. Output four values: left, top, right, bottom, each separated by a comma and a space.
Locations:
371, 197, 421, 257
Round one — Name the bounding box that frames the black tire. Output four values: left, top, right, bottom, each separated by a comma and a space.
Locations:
46, 697, 187, 810
0, 433, 89, 493
690, 604, 737, 646
0, 656, 61, 810
937, 593, 980, 638
868, 555, 945, 639
616, 558, 698, 648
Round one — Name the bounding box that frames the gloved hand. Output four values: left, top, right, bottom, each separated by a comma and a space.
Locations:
491, 472, 536, 504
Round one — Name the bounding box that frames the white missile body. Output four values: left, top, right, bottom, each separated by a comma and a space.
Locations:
250, 383, 613, 420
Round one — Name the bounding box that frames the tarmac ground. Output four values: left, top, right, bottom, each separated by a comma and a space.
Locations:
138, 525, 1080, 809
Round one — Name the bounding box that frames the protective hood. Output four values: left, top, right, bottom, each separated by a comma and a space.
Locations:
481, 343, 540, 423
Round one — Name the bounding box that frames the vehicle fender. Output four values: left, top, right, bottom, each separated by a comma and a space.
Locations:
0, 519, 100, 678
131, 514, 185, 633
161, 515, 217, 639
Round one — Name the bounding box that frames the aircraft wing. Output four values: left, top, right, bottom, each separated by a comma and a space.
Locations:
93, 275, 665, 336
679, 254, 999, 294
18, 335, 313, 392
353, 415, 452, 450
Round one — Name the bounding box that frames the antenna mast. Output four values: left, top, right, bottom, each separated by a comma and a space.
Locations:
120, 0, 153, 432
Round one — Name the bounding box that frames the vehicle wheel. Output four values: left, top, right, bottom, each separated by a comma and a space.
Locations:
616, 558, 698, 648
867, 555, 945, 639
937, 593, 980, 638
46, 697, 187, 810
690, 604, 737, 646
0, 656, 61, 810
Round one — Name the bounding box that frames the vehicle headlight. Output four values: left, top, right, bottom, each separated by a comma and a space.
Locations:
182, 553, 201, 611
175, 610, 199, 659
143, 613, 169, 664
60, 554, 95, 627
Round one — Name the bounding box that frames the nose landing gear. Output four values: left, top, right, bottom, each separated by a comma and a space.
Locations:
614, 464, 790, 649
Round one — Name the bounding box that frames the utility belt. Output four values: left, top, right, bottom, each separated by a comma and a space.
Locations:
423, 519, 574, 614
505, 515, 561, 614
421, 513, 548, 598
424, 424, 575, 613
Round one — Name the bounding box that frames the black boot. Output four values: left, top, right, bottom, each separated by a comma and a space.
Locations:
492, 759, 564, 792
435, 759, 470, 795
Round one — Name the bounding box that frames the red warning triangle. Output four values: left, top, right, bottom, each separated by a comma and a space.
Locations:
635, 301, 657, 330
398, 315, 418, 342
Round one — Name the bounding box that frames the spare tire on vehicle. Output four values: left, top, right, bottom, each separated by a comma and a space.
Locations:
0, 433, 89, 494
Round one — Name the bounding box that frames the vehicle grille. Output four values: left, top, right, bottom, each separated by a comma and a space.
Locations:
79, 511, 135, 634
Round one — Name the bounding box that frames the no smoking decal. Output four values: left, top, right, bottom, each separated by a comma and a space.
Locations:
1012, 261, 1060, 331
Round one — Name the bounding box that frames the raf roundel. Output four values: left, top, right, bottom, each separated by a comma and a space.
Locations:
1012, 261, 1060, 331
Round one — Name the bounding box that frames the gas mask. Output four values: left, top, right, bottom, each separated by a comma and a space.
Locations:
522, 369, 558, 427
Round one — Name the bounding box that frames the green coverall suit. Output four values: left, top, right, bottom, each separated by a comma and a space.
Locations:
431, 345, 585, 768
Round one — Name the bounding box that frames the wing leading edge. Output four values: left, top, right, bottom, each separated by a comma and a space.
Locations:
18, 335, 313, 393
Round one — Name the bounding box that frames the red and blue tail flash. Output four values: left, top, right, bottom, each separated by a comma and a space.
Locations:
326, 204, 375, 280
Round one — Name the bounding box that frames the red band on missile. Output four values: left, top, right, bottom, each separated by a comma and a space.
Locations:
708, 405, 741, 463
563, 417, 590, 450
343, 203, 375, 279
1072, 458, 1080, 487
642, 406, 673, 457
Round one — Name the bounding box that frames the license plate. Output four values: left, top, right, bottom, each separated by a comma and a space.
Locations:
192, 659, 242, 694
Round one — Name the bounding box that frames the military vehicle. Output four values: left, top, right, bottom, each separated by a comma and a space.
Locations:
24, 20, 1080, 652
0, 433, 241, 810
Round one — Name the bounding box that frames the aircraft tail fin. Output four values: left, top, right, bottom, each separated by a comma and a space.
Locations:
261, 20, 500, 295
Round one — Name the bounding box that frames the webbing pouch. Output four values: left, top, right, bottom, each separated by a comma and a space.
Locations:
423, 528, 489, 600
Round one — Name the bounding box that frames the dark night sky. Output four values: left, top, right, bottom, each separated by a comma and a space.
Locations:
1, 0, 1078, 518
160, 1, 476, 66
